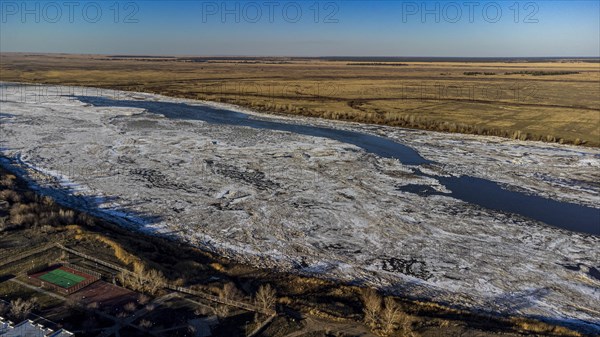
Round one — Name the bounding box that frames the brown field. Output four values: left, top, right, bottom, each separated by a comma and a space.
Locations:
1, 53, 599, 146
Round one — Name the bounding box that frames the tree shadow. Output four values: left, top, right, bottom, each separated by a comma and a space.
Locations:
0, 156, 163, 233
379, 280, 599, 335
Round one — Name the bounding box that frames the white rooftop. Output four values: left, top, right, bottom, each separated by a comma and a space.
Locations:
0, 318, 73, 337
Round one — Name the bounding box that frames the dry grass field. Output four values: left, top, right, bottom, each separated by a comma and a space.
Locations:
1, 53, 599, 146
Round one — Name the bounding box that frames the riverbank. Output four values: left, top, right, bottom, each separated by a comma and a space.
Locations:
1, 53, 598, 146
1, 83, 599, 333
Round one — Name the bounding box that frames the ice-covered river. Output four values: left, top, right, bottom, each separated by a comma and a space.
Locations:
74, 95, 599, 235
1, 83, 599, 332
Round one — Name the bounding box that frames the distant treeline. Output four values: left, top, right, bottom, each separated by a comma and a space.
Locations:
463, 72, 496, 76
102, 55, 599, 64
504, 71, 580, 76
321, 56, 600, 63
103, 58, 292, 64
209, 60, 293, 64
463, 70, 581, 76
105, 56, 293, 64
101, 58, 178, 62
347, 63, 409, 66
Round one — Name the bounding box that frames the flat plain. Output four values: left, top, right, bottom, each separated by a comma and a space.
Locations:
1, 53, 599, 336
1, 53, 598, 146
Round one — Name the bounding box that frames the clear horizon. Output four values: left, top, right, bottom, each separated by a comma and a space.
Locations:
2, 52, 600, 58
1, 1, 599, 57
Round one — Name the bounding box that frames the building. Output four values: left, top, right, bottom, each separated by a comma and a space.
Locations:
0, 317, 73, 337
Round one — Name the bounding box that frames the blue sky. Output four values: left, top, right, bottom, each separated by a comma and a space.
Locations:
1, 0, 599, 56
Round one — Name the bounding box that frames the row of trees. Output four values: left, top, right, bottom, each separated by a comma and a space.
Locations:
0, 171, 96, 232
362, 289, 415, 337
117, 264, 167, 295
116, 262, 277, 317
209, 282, 277, 318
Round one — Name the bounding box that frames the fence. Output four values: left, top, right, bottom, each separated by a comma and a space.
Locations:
28, 275, 99, 295
169, 286, 276, 316
62, 276, 99, 295
54, 244, 277, 316
64, 262, 102, 279
26, 264, 100, 295
26, 277, 68, 295
54, 243, 129, 274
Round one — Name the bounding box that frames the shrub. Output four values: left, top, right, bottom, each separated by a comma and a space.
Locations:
139, 319, 153, 329
0, 174, 16, 188
0, 190, 20, 203
138, 294, 150, 305
212, 304, 230, 318
124, 302, 137, 312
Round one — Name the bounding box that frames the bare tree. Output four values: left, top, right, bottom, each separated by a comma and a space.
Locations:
87, 302, 99, 310
212, 303, 230, 318
254, 284, 276, 311
220, 282, 243, 302
118, 266, 166, 295
194, 306, 210, 316
139, 319, 153, 329
0, 217, 7, 232
361, 288, 382, 327
0, 174, 16, 189
187, 324, 197, 334
397, 310, 415, 337
124, 302, 137, 312
144, 268, 166, 295
64, 297, 78, 309
380, 297, 414, 337
138, 294, 150, 305
9, 298, 37, 321
131, 264, 147, 291
58, 250, 69, 263
117, 271, 135, 290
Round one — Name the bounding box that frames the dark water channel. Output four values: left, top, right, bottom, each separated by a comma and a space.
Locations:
72, 96, 600, 235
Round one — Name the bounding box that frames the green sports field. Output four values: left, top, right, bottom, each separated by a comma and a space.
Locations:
39, 268, 86, 289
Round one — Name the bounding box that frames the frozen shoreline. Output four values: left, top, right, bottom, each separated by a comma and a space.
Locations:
1, 83, 599, 332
